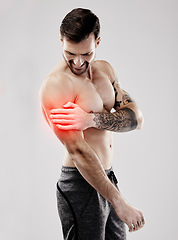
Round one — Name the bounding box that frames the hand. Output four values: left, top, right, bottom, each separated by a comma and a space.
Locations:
50, 102, 94, 131
115, 198, 145, 232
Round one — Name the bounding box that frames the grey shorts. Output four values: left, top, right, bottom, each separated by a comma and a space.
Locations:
56, 166, 126, 240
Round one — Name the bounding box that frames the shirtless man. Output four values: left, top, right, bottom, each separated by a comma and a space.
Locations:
40, 8, 145, 240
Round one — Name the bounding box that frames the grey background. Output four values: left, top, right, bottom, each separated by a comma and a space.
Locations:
0, 0, 177, 239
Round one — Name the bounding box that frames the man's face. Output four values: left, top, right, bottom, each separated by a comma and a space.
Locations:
61, 33, 100, 76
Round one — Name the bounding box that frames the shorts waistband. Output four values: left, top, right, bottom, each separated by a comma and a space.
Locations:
61, 166, 112, 174
61, 166, 118, 185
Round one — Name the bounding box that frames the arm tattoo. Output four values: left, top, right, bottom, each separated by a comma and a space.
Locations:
122, 90, 134, 105
93, 108, 138, 132
112, 80, 122, 108
112, 80, 134, 108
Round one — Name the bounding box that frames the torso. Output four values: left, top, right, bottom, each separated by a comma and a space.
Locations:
48, 59, 116, 169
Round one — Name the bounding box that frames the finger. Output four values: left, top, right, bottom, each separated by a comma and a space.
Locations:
133, 219, 144, 232
134, 223, 139, 231
63, 102, 77, 108
56, 124, 76, 130
50, 109, 74, 114
142, 217, 145, 225
138, 211, 145, 225
51, 119, 75, 124
137, 220, 143, 229
138, 220, 142, 227
135, 216, 144, 230
129, 223, 134, 232
50, 108, 60, 113
50, 114, 74, 119
136, 211, 145, 227
129, 221, 141, 232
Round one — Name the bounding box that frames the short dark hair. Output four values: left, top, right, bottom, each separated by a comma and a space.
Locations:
60, 8, 100, 43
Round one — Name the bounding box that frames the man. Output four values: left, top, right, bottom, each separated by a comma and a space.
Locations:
40, 8, 145, 240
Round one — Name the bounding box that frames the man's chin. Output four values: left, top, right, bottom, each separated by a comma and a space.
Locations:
72, 68, 87, 76
69, 65, 88, 76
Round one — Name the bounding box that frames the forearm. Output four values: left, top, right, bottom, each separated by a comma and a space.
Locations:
65, 139, 122, 207
92, 107, 138, 132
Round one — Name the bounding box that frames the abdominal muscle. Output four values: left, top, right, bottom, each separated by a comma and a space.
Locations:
62, 127, 114, 170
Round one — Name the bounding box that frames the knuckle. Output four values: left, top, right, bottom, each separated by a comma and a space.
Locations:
127, 219, 132, 227
138, 210, 143, 216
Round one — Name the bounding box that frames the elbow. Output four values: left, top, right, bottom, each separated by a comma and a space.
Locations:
65, 138, 91, 169
66, 141, 87, 168
136, 110, 144, 130
55, 129, 84, 153
64, 136, 85, 158
65, 139, 81, 155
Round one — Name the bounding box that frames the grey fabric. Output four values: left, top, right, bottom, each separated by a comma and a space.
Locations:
56, 166, 126, 240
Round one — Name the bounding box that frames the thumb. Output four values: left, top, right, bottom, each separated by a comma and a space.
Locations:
63, 102, 76, 108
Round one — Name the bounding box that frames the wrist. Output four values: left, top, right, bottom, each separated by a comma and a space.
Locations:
87, 113, 96, 128
111, 192, 129, 214
108, 185, 127, 208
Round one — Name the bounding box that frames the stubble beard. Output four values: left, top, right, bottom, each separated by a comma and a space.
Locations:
63, 55, 89, 76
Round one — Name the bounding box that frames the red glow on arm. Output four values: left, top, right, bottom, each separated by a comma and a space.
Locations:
49, 102, 91, 131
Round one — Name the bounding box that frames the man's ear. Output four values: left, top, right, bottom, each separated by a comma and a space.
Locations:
96, 37, 101, 47
60, 35, 63, 43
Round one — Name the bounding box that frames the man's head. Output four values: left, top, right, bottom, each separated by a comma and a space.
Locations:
60, 8, 100, 43
60, 8, 101, 76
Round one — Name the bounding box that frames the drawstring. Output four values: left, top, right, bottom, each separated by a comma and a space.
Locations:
108, 171, 118, 185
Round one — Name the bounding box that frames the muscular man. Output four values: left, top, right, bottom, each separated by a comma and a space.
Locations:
40, 8, 145, 240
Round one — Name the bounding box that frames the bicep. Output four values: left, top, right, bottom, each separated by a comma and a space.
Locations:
42, 103, 83, 149
40, 82, 83, 147
104, 62, 135, 111
112, 77, 135, 111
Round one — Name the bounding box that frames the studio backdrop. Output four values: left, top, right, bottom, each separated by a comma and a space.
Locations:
0, 0, 177, 239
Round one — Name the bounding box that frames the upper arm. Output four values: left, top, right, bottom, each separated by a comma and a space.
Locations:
105, 62, 143, 129
103, 61, 136, 112
111, 76, 135, 111
40, 75, 83, 147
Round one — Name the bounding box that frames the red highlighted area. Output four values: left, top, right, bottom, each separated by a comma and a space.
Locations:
49, 102, 92, 131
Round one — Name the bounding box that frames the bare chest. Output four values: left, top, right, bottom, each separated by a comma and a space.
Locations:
74, 72, 115, 113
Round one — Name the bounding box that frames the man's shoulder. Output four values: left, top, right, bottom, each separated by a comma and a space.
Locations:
93, 60, 116, 82
40, 69, 74, 108
94, 60, 112, 68
41, 70, 72, 94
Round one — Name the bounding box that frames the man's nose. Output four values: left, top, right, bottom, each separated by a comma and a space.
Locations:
73, 56, 84, 67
